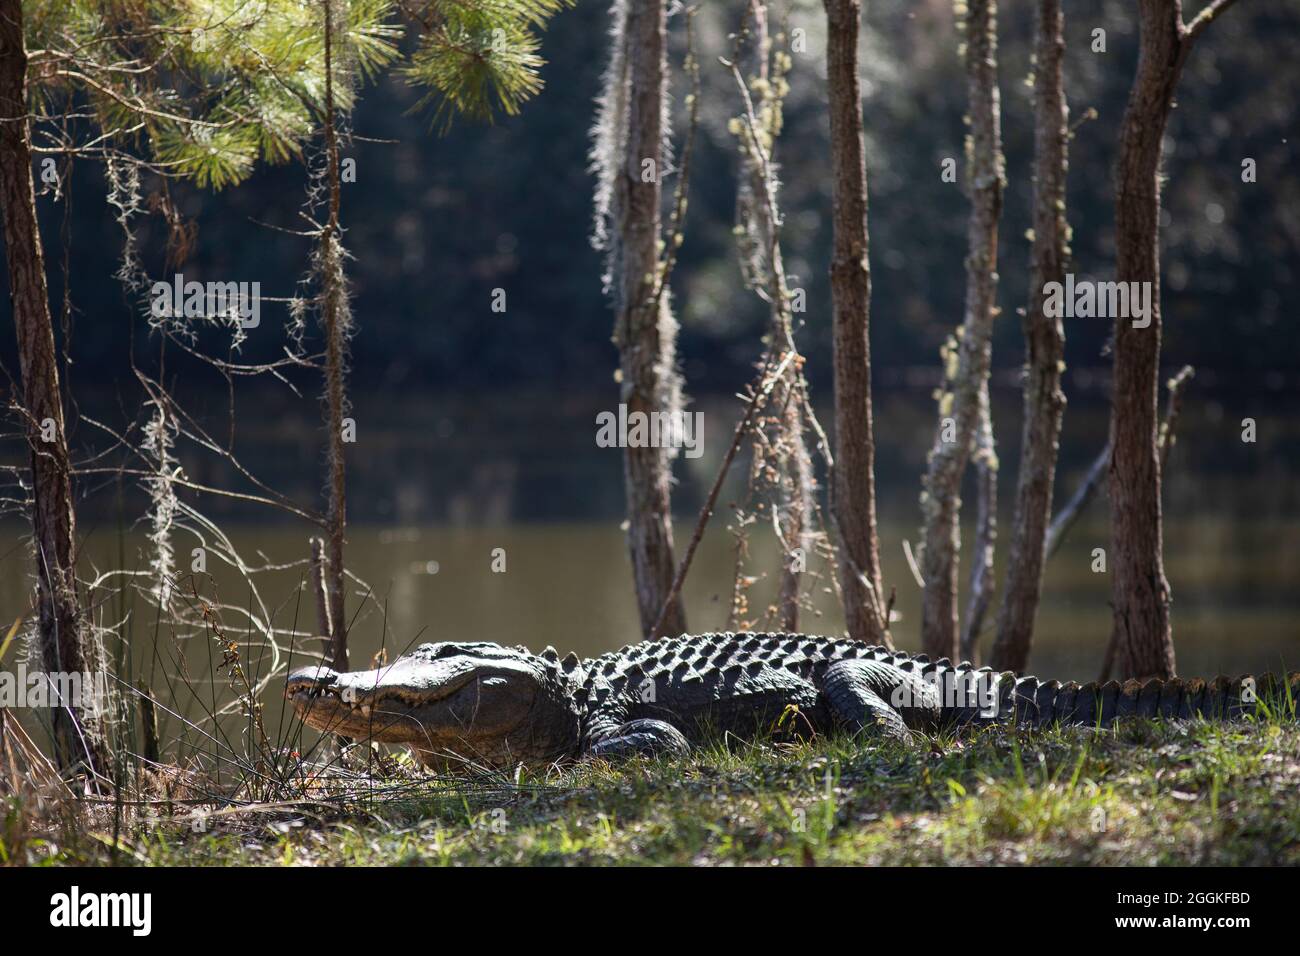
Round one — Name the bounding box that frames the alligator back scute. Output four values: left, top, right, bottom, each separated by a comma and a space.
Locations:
995, 672, 1017, 722
1116, 679, 1142, 721
1202, 676, 1231, 719
569, 636, 1295, 756
1157, 679, 1183, 718
1224, 676, 1250, 719
1231, 675, 1250, 715
1178, 679, 1206, 719
1013, 677, 1040, 725
1224, 675, 1247, 717
1228, 675, 1248, 716
973, 668, 996, 723
1192, 678, 1213, 717
1137, 679, 1162, 718
1033, 680, 1059, 728
1250, 673, 1279, 708
1075, 682, 1099, 726
1098, 681, 1121, 724
1055, 681, 1079, 724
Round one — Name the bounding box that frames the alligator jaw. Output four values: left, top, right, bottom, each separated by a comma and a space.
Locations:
284, 644, 580, 766
287, 656, 512, 740
286, 648, 483, 701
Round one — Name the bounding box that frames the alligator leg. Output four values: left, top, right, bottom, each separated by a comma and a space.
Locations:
587, 719, 691, 761
819, 659, 940, 741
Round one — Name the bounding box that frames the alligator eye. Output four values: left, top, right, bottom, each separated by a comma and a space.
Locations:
480, 677, 508, 688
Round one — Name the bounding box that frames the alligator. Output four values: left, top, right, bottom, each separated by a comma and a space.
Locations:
284, 633, 1295, 769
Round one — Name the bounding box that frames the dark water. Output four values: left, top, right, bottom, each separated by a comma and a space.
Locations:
1, 387, 1297, 751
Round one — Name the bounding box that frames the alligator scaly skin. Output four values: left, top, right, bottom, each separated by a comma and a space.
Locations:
287, 632, 1297, 767
566, 633, 1294, 754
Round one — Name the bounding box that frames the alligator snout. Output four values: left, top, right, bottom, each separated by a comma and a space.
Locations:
281, 644, 578, 765
285, 664, 340, 699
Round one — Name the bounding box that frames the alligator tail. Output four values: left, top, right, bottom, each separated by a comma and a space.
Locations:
979, 670, 1300, 728
863, 655, 1300, 728
873, 650, 1299, 728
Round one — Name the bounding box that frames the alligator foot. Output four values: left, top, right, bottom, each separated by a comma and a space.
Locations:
821, 659, 938, 742
587, 719, 691, 761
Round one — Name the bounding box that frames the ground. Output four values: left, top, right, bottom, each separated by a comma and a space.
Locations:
8, 720, 1299, 866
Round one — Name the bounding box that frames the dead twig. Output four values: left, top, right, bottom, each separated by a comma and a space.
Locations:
648, 351, 795, 638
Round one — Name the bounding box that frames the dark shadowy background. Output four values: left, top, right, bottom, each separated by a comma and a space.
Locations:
1, 0, 1296, 679
2, 1, 1295, 483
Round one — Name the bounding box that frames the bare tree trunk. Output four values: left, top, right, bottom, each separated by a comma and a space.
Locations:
320, 0, 349, 669
0, 0, 108, 776
823, 0, 888, 646
920, 0, 1004, 662
740, 0, 813, 631
1109, 0, 1237, 680
960, 389, 997, 663
1100, 364, 1193, 681
989, 0, 1069, 674
611, 0, 686, 639
774, 403, 814, 631
757, 210, 813, 633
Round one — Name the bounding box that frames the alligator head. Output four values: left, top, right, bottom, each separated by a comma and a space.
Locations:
285, 642, 584, 769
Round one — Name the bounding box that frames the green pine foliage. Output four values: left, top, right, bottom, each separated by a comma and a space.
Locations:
405, 17, 542, 129
23, 0, 567, 190
403, 0, 571, 130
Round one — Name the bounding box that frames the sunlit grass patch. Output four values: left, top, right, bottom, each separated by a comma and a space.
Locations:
5, 718, 1297, 867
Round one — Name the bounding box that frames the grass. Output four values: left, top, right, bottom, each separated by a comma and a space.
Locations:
7, 717, 1299, 866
